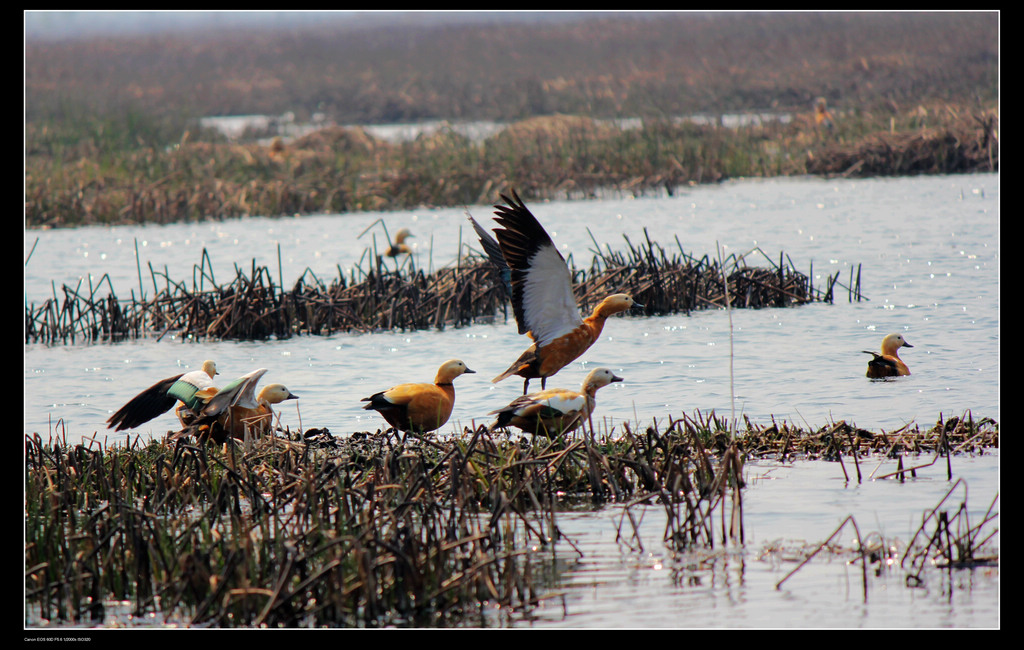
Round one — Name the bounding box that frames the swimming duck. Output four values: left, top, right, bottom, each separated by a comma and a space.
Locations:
473, 190, 639, 393
361, 359, 476, 433
863, 333, 914, 378
178, 369, 299, 443
487, 367, 623, 437
106, 360, 219, 432
385, 228, 414, 257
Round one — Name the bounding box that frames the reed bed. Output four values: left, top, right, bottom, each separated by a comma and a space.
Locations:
25, 104, 998, 229
25, 407, 997, 627
27, 107, 998, 230
734, 410, 999, 462
806, 109, 999, 178
25, 408, 753, 627
26, 235, 852, 344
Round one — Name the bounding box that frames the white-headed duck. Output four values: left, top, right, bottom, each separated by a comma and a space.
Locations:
179, 369, 299, 443
863, 333, 913, 378
107, 360, 219, 432
487, 367, 623, 437
472, 190, 640, 393
361, 359, 475, 433
385, 228, 414, 257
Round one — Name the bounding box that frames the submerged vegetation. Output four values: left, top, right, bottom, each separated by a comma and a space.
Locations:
25, 12, 998, 228
25, 409, 997, 627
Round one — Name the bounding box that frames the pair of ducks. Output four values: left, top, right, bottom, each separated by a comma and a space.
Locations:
106, 361, 299, 443
361, 360, 622, 438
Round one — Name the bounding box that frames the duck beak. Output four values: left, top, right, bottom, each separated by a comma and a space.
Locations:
611, 375, 624, 383
464, 367, 477, 374
902, 341, 914, 348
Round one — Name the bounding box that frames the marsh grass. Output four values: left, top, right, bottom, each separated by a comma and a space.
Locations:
25, 229, 846, 344
24, 409, 752, 627
26, 13, 998, 228
25, 407, 996, 627
25, 105, 998, 229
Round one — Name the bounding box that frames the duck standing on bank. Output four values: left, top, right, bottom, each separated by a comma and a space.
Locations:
471, 189, 639, 394
814, 97, 835, 131
487, 367, 623, 437
361, 359, 475, 434
863, 333, 914, 378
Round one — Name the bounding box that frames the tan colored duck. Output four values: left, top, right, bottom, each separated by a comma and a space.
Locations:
178, 369, 299, 443
471, 190, 639, 394
385, 228, 414, 257
487, 367, 622, 437
863, 333, 914, 378
361, 359, 475, 433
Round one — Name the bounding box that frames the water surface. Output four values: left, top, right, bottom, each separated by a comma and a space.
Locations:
23, 173, 999, 628
24, 173, 999, 440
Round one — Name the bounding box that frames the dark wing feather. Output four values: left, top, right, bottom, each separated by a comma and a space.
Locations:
106, 374, 185, 431
862, 351, 899, 377
468, 213, 513, 298
492, 190, 580, 344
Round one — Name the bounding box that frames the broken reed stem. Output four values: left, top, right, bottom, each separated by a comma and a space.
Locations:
775, 515, 870, 602
717, 241, 737, 443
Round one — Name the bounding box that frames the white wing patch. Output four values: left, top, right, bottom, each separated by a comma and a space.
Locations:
521, 244, 583, 347
201, 368, 268, 417
177, 369, 217, 391
229, 368, 268, 409
528, 393, 586, 416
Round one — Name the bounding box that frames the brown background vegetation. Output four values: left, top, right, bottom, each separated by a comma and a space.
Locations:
26, 12, 997, 125
24, 12, 999, 227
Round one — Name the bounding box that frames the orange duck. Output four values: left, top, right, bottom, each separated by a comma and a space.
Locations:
361, 359, 475, 433
487, 367, 623, 437
470, 190, 639, 393
107, 360, 219, 432
863, 333, 914, 378
385, 228, 414, 257
177, 369, 299, 443
814, 97, 835, 131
